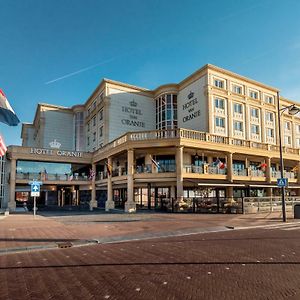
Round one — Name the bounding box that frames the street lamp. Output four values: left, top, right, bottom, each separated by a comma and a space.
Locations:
277, 92, 300, 222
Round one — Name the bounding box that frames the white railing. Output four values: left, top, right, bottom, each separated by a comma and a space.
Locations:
184, 165, 227, 175
271, 171, 295, 179
95, 128, 300, 156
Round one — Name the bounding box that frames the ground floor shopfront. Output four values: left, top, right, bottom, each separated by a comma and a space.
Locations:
5, 129, 300, 213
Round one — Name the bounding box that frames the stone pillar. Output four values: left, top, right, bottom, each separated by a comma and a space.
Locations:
265, 157, 271, 183
105, 157, 115, 211
45, 191, 48, 206
227, 186, 233, 198
125, 149, 136, 212
170, 185, 176, 199
89, 163, 97, 210
226, 152, 233, 182
8, 158, 16, 211
176, 146, 184, 202
266, 187, 272, 197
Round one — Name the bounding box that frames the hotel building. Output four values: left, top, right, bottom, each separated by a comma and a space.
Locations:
3, 64, 300, 212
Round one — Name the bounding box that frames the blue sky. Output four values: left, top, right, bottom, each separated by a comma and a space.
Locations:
1, 0, 300, 146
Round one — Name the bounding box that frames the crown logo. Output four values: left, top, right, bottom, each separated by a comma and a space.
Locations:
49, 139, 61, 149
130, 100, 137, 107
188, 91, 194, 99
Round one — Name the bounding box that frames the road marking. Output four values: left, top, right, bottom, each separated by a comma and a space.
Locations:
281, 226, 300, 231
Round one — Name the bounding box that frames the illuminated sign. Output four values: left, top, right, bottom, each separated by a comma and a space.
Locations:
30, 148, 83, 157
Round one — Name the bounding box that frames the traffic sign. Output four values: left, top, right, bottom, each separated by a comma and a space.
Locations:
31, 183, 40, 197
277, 178, 288, 187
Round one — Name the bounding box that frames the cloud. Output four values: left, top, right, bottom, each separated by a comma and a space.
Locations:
44, 56, 118, 85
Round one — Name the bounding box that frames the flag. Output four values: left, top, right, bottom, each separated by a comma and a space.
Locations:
105, 161, 112, 176
150, 155, 160, 169
291, 166, 298, 172
258, 163, 267, 171
0, 89, 20, 126
0, 135, 7, 156
68, 171, 73, 181
89, 168, 96, 180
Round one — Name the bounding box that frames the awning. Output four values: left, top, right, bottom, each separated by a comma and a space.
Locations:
197, 183, 246, 187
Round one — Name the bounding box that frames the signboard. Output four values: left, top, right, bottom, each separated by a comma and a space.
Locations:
29, 181, 42, 197
277, 178, 288, 187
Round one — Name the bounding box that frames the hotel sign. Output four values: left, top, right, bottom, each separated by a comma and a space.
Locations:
30, 148, 83, 157
182, 91, 201, 123
121, 100, 145, 128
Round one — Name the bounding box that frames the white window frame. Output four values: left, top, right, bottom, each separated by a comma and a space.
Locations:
250, 108, 259, 118
249, 89, 259, 99
214, 78, 225, 89
232, 84, 243, 95
234, 121, 243, 132
214, 98, 225, 109
233, 103, 243, 114
251, 124, 259, 135
267, 128, 274, 137
266, 112, 274, 122
215, 117, 225, 128
264, 94, 274, 104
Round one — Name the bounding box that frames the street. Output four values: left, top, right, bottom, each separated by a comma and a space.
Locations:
0, 213, 300, 299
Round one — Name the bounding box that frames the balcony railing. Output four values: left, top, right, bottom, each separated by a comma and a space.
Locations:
184, 165, 227, 175
233, 169, 265, 177
95, 128, 300, 157
16, 172, 90, 181
271, 171, 296, 179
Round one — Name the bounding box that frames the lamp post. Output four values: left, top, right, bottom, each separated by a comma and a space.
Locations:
277, 91, 300, 222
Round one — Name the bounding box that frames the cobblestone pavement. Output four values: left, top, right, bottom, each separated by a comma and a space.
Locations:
0, 211, 297, 252
0, 224, 300, 299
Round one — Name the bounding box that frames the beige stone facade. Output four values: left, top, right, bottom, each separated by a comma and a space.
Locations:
4, 64, 300, 212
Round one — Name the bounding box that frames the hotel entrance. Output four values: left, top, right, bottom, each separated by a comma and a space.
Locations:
134, 187, 170, 210
57, 186, 79, 207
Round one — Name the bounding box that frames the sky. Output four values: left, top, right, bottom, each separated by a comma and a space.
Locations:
1, 0, 300, 146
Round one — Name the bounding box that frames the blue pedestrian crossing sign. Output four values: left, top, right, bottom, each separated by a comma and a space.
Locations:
29, 181, 42, 197
277, 178, 288, 187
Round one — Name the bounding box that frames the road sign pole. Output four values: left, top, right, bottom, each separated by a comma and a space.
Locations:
34, 196, 36, 218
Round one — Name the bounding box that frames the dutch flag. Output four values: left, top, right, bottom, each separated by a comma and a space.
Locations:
0, 89, 20, 126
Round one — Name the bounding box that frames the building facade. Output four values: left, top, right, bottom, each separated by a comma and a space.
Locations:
4, 64, 300, 212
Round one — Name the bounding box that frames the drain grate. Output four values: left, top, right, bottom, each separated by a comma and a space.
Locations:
57, 242, 73, 249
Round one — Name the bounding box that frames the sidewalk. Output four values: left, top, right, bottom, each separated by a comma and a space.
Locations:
0, 211, 297, 253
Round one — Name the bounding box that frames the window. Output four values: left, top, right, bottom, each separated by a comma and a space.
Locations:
284, 136, 291, 145
87, 107, 91, 116
156, 94, 177, 130
215, 117, 225, 128
265, 95, 274, 104
99, 109, 103, 121
87, 122, 90, 132
93, 132, 96, 142
234, 121, 243, 132
250, 108, 259, 118
284, 121, 291, 130
214, 98, 224, 109
249, 90, 259, 99
214, 79, 225, 89
265, 112, 274, 122
296, 124, 300, 133
251, 125, 259, 135
233, 103, 243, 114
92, 116, 96, 126
267, 128, 274, 137
232, 85, 242, 94
87, 136, 90, 146
99, 126, 103, 137
296, 138, 300, 147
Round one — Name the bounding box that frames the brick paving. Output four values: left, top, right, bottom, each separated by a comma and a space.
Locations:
0, 211, 297, 252
0, 224, 300, 299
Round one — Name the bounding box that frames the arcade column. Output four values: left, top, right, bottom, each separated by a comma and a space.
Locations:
89, 163, 97, 210
8, 158, 16, 211
125, 149, 136, 213
176, 146, 184, 202
105, 156, 115, 211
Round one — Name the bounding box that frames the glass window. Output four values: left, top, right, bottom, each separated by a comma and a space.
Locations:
156, 94, 178, 130
234, 121, 243, 131
87, 136, 90, 146
250, 108, 259, 118
215, 117, 225, 128
265, 95, 274, 104
251, 125, 259, 134
99, 109, 103, 121
233, 85, 242, 94
233, 103, 243, 114
249, 90, 259, 99
284, 136, 291, 145
266, 112, 274, 122
296, 138, 300, 147
285, 121, 291, 130
87, 122, 90, 132
93, 116, 96, 126
296, 124, 300, 133
267, 128, 274, 137
214, 98, 224, 109
99, 126, 103, 137
214, 79, 225, 89
93, 132, 96, 142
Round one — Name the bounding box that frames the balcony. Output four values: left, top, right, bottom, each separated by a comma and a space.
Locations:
16, 172, 90, 182
233, 169, 265, 177
271, 171, 296, 180
184, 165, 227, 175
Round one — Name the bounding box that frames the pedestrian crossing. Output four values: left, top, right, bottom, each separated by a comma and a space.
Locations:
265, 223, 300, 231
